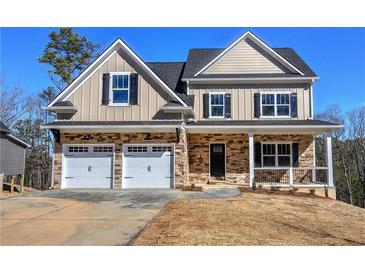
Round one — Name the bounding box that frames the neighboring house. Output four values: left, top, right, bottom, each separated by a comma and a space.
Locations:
0, 122, 30, 176
42, 31, 341, 198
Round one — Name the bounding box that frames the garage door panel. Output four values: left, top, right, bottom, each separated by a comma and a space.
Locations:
62, 145, 113, 189
123, 145, 173, 189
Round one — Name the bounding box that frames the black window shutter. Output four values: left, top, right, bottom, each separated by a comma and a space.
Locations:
203, 93, 210, 118
254, 93, 261, 118
290, 93, 298, 118
224, 93, 231, 118
292, 143, 299, 167
129, 73, 138, 105
254, 142, 262, 167
102, 73, 110, 105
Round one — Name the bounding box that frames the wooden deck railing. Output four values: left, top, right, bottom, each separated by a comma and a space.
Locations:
0, 174, 25, 194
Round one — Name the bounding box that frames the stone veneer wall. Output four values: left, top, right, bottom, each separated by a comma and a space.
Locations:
188, 134, 249, 185
187, 134, 314, 185
53, 130, 189, 189
53, 132, 314, 188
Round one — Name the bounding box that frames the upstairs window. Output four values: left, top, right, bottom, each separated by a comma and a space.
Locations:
110, 73, 130, 105
210, 93, 225, 118
261, 93, 290, 117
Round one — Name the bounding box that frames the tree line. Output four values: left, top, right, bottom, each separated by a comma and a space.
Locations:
1, 28, 364, 207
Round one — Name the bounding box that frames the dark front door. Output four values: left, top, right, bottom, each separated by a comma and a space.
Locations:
210, 144, 225, 178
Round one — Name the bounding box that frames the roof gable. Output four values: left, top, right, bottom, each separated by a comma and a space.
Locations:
194, 31, 305, 77
48, 39, 188, 107
203, 37, 289, 75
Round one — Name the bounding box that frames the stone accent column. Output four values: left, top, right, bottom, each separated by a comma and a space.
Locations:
174, 128, 189, 188
53, 143, 62, 189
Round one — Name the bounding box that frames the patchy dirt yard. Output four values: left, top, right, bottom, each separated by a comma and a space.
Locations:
133, 191, 365, 246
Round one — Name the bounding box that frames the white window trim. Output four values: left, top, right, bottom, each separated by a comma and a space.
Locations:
261, 141, 293, 167
109, 72, 131, 106
209, 92, 226, 118
260, 91, 291, 118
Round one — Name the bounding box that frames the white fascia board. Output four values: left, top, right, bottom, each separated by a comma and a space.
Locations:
43, 106, 78, 112
7, 134, 30, 148
194, 31, 305, 77
184, 124, 343, 134
182, 77, 318, 83
40, 124, 183, 130
48, 39, 188, 108
160, 106, 192, 111
185, 124, 343, 129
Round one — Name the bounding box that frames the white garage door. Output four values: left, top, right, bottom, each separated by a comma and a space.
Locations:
122, 144, 174, 188
62, 145, 114, 189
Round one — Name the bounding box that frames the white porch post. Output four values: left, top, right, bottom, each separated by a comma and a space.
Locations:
312, 136, 316, 182
325, 132, 334, 187
248, 133, 254, 187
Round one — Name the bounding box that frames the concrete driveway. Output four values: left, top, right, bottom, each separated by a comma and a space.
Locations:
0, 188, 240, 246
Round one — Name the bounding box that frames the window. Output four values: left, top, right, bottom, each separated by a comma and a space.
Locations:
110, 73, 130, 105
127, 146, 147, 153
68, 146, 89, 153
93, 146, 113, 153
261, 93, 290, 117
210, 93, 224, 117
152, 146, 172, 152
262, 143, 291, 167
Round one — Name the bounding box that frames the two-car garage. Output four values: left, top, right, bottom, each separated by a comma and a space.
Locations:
61, 144, 174, 189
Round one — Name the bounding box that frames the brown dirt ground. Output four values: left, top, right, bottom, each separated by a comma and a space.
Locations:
133, 190, 365, 246
0, 187, 40, 199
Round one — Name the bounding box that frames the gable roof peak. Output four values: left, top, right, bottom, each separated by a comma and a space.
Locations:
194, 30, 305, 77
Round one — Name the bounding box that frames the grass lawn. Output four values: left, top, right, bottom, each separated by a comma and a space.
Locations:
133, 190, 365, 245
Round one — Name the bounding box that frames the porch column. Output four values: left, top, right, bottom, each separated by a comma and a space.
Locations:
312, 135, 316, 182
248, 133, 254, 187
325, 132, 334, 187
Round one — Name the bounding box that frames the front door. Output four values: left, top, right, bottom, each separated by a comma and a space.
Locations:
210, 144, 225, 178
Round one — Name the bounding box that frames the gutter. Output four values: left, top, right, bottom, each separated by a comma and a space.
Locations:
181, 77, 319, 82
40, 123, 184, 130
184, 124, 343, 130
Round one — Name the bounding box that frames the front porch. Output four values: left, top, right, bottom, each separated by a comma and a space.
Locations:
186, 123, 336, 198
248, 132, 334, 190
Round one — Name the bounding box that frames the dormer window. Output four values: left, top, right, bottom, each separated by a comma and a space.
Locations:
110, 73, 130, 106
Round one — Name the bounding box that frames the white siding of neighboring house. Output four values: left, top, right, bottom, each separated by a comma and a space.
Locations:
0, 133, 26, 176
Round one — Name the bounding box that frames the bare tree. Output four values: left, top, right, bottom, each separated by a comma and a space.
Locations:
316, 105, 354, 204
347, 106, 365, 207
0, 78, 31, 126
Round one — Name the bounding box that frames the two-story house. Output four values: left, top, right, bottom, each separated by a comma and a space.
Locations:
42, 31, 341, 198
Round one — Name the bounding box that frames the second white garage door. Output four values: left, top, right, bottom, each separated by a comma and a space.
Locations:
122, 144, 174, 188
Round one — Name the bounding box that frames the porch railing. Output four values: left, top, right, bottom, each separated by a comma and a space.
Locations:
254, 167, 328, 187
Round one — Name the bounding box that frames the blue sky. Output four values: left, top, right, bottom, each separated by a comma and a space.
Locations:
1, 27, 364, 113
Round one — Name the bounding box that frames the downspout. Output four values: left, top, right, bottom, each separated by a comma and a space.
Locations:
310, 81, 314, 119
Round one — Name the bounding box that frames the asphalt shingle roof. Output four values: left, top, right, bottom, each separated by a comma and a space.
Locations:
146, 62, 185, 92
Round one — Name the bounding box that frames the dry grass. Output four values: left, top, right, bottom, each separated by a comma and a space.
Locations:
133, 191, 365, 246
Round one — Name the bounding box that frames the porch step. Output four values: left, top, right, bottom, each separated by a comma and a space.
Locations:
202, 185, 243, 189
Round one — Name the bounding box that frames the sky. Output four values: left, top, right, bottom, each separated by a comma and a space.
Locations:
1, 27, 364, 114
